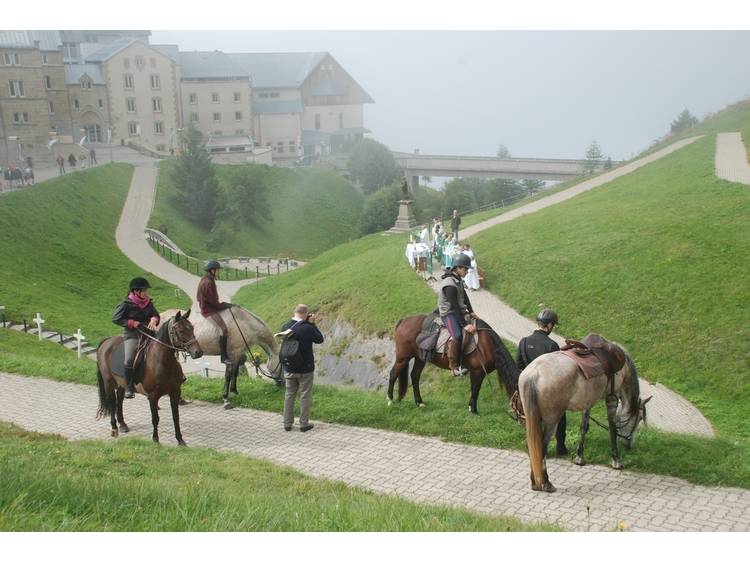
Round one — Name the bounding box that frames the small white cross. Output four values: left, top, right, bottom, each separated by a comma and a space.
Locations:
34, 312, 45, 341
75, 329, 86, 359
0, 305, 5, 328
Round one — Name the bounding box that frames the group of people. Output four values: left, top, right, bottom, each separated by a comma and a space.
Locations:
111, 260, 324, 433
1, 157, 34, 191
56, 149, 97, 176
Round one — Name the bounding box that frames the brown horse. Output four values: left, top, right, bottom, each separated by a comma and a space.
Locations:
96, 309, 203, 445
387, 314, 520, 414
519, 337, 650, 493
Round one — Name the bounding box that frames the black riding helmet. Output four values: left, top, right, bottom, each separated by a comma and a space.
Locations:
204, 259, 222, 272
536, 308, 559, 325
129, 277, 151, 290
451, 253, 472, 269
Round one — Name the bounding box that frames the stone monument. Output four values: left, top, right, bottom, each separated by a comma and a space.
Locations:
388, 178, 417, 233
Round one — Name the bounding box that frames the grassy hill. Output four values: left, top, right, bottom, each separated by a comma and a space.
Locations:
0, 164, 190, 341
149, 161, 364, 260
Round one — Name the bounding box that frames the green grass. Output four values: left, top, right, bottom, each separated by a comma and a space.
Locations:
470, 134, 750, 444
0, 164, 190, 341
3, 329, 749, 489
149, 161, 364, 260
0, 422, 553, 531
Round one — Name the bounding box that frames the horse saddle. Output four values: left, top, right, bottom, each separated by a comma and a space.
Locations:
415, 312, 477, 362
109, 337, 149, 384
560, 333, 625, 380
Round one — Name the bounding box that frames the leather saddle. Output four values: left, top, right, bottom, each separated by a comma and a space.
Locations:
110, 336, 150, 383
560, 333, 625, 380
415, 311, 478, 362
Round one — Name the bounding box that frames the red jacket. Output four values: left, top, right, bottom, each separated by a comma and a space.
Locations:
196, 274, 230, 317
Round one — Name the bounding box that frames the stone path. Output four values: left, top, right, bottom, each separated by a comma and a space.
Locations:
1, 371, 747, 531
715, 132, 750, 185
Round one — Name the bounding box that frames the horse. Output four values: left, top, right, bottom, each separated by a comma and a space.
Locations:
162, 306, 282, 409
96, 309, 203, 445
387, 314, 520, 414
519, 338, 650, 492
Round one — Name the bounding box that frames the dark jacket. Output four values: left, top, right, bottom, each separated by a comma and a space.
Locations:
516, 329, 559, 370
451, 214, 461, 232
197, 274, 230, 317
280, 318, 324, 374
112, 296, 160, 340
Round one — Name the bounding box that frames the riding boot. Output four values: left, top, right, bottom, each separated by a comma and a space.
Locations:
448, 340, 467, 377
219, 335, 232, 365
124, 367, 135, 399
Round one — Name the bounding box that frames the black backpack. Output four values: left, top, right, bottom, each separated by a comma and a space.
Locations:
279, 322, 305, 373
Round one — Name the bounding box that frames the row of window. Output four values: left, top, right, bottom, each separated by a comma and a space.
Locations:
123, 73, 160, 90
9, 78, 95, 96
126, 97, 164, 113
267, 140, 297, 153
189, 111, 244, 123
127, 121, 166, 136
123, 56, 158, 70
73, 98, 104, 110
188, 91, 243, 104
2, 52, 21, 66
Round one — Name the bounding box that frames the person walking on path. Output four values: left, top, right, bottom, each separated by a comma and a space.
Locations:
89, 148, 97, 165
516, 308, 568, 456
438, 252, 477, 377
111, 277, 160, 398
68, 153, 77, 168
451, 209, 462, 242
280, 304, 324, 432
196, 260, 234, 365
56, 155, 65, 175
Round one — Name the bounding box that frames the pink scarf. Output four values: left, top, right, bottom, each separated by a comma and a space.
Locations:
128, 291, 150, 309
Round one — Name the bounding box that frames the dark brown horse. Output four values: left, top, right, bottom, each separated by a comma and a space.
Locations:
387, 314, 520, 414
96, 309, 203, 445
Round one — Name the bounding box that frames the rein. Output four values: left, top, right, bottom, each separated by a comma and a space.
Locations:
228, 307, 280, 380
137, 318, 197, 355
589, 401, 642, 441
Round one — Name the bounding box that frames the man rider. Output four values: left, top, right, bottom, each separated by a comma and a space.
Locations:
517, 308, 568, 455
437, 252, 477, 376
197, 260, 233, 365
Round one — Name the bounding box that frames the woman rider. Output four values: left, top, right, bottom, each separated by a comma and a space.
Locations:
112, 277, 160, 398
196, 260, 233, 365
437, 252, 477, 376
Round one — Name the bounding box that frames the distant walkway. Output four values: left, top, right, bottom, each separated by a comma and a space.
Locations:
715, 132, 750, 185
2, 372, 747, 531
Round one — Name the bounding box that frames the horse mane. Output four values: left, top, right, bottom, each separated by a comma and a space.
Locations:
614, 342, 640, 414
486, 327, 520, 395
156, 317, 171, 341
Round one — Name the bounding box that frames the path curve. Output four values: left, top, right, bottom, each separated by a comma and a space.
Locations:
715, 132, 750, 184
0, 372, 746, 531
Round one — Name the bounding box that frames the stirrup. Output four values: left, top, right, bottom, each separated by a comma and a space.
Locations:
452, 367, 467, 377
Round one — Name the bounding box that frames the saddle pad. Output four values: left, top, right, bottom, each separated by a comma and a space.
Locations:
109, 340, 146, 383
435, 327, 478, 356
560, 349, 605, 379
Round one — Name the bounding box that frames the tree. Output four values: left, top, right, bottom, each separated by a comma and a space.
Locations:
347, 138, 400, 195
221, 165, 271, 228
670, 108, 698, 134
521, 179, 545, 196
359, 183, 401, 235
171, 124, 219, 229
584, 140, 605, 175
496, 144, 511, 159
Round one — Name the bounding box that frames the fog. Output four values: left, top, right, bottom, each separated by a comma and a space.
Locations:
150, 30, 750, 160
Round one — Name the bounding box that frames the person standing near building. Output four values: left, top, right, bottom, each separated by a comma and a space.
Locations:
280, 304, 324, 432
89, 148, 97, 165
451, 209, 462, 242
68, 153, 77, 168
56, 155, 65, 175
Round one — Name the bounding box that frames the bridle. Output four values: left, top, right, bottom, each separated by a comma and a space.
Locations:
137, 317, 198, 355
590, 396, 649, 441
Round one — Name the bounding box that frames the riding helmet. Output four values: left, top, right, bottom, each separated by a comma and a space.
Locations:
536, 308, 559, 325
129, 277, 151, 290
204, 259, 223, 271
451, 253, 472, 269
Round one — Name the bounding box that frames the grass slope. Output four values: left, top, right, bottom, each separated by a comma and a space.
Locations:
149, 161, 364, 259
0, 165, 190, 342
0, 422, 552, 531
470, 134, 750, 442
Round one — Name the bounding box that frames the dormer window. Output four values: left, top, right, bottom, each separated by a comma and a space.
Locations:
81, 78, 91, 89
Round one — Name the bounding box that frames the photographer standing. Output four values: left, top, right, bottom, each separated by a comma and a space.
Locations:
280, 304, 324, 432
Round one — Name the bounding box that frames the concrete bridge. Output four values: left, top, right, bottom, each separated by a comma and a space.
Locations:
392, 151, 598, 187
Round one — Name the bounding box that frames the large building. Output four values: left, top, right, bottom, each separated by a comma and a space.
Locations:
1, 30, 373, 167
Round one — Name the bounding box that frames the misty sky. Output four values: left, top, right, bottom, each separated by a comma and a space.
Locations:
151, 30, 750, 160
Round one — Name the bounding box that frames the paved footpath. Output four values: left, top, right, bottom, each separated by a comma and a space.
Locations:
715, 132, 750, 185
1, 371, 749, 531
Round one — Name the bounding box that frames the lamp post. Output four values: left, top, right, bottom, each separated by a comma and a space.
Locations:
108, 127, 114, 163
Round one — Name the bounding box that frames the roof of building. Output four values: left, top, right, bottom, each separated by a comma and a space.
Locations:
177, 50, 249, 80
206, 135, 254, 148
84, 38, 138, 62
0, 30, 62, 51
150, 44, 180, 63
64, 64, 105, 85
253, 99, 305, 115
227, 52, 328, 88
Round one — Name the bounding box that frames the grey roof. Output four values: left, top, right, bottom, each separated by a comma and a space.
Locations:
84, 38, 138, 62
64, 64, 105, 85
227, 52, 327, 88
206, 135, 254, 148
178, 51, 249, 80
0, 30, 62, 51
253, 99, 304, 115
151, 44, 179, 63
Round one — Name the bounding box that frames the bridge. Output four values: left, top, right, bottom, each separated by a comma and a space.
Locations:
392, 151, 599, 187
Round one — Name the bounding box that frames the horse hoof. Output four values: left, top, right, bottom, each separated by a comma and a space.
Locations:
387, 400, 392, 406
152, 438, 159, 444
543, 482, 557, 493
573, 456, 586, 466
611, 460, 623, 470
418, 402, 426, 408
177, 440, 187, 447
230, 390, 238, 396
111, 429, 119, 438
223, 401, 234, 410
119, 424, 130, 433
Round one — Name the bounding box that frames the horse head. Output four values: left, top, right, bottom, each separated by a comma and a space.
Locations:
614, 350, 650, 449
171, 309, 203, 359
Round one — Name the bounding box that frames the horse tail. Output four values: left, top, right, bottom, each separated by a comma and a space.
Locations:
396, 361, 409, 401
95, 363, 112, 420
521, 375, 546, 491
489, 329, 520, 397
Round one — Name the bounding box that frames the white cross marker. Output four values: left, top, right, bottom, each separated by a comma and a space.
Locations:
75, 329, 86, 359
34, 312, 45, 341
0, 305, 5, 328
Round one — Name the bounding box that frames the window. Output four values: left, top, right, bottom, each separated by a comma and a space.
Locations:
44, 75, 52, 89
81, 79, 91, 89
152, 97, 162, 112
150, 74, 161, 89
189, 112, 199, 123
154, 121, 164, 135
276, 141, 284, 153
213, 112, 221, 122
233, 92, 241, 102
74, 99, 80, 110
13, 112, 29, 123
289, 140, 296, 153
124, 57, 130, 69
269, 92, 280, 98
8, 80, 25, 97
135, 56, 145, 68
98, 99, 103, 108
211, 92, 219, 103
150, 57, 156, 68
258, 93, 269, 98
339, 112, 344, 129
3, 52, 20, 65
235, 129, 244, 135
62, 43, 79, 59
123, 74, 134, 90
128, 122, 138, 136
48, 101, 55, 114
235, 111, 242, 121
314, 113, 320, 130
156, 144, 166, 152
126, 98, 136, 112
189, 93, 197, 104
42, 54, 49, 64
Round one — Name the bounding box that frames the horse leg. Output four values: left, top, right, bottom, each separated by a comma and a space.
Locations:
410, 359, 427, 407
169, 392, 186, 446
221, 364, 233, 409
574, 409, 590, 466
149, 395, 160, 444
116, 387, 129, 433
109, 385, 119, 438
468, 370, 485, 415
606, 394, 623, 469
229, 361, 239, 395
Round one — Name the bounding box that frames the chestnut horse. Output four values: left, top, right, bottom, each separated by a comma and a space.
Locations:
387, 314, 520, 414
96, 309, 203, 445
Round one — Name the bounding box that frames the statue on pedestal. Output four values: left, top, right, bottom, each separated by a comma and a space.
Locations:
401, 177, 411, 200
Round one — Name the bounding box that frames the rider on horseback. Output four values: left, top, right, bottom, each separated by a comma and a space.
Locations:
112, 277, 160, 398
197, 260, 233, 365
438, 252, 477, 376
